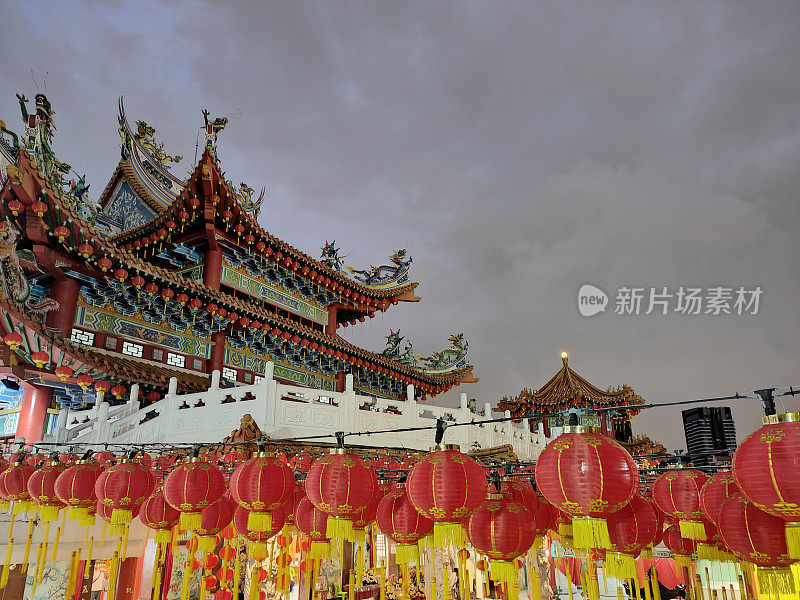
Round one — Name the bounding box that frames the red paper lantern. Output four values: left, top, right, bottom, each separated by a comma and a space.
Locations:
55, 459, 104, 525
535, 427, 637, 549
406, 444, 488, 547
466, 492, 536, 589
305, 450, 374, 540
139, 488, 180, 543
3, 332, 23, 350
31, 350, 49, 367
718, 494, 796, 595
295, 497, 331, 560
662, 523, 695, 568
164, 457, 226, 531
284, 480, 306, 529
732, 412, 800, 558
499, 479, 537, 514
0, 460, 36, 513
652, 469, 709, 541
233, 505, 285, 557
699, 471, 738, 526
350, 471, 381, 542
27, 462, 67, 521
229, 451, 294, 533
604, 495, 660, 580
55, 365, 74, 382
196, 497, 236, 552
95, 459, 155, 525
375, 485, 434, 565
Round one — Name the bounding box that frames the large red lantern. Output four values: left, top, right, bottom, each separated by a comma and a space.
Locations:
499, 479, 537, 513
283, 480, 306, 531
699, 471, 738, 526
350, 472, 381, 543
0, 460, 36, 513
139, 489, 181, 543
230, 451, 294, 533
95, 459, 155, 525
465, 492, 537, 590
164, 457, 226, 531
27, 461, 68, 521
55, 459, 104, 525
718, 494, 796, 596
406, 444, 488, 547
652, 468, 709, 541
376, 485, 434, 565
305, 450, 374, 540
604, 495, 660, 580
196, 497, 236, 552
731, 412, 800, 558
296, 497, 331, 560
534, 493, 558, 537
535, 427, 638, 549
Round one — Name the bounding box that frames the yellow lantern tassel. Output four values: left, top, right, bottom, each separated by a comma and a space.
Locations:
530, 561, 542, 600
121, 525, 131, 559
566, 559, 574, 600
0, 538, 12, 588
101, 520, 107, 544
247, 510, 273, 533
31, 544, 42, 595
617, 585, 624, 600
180, 512, 203, 532
84, 537, 94, 579
52, 525, 62, 561
198, 550, 209, 600
433, 521, 467, 549
248, 565, 260, 600
651, 566, 662, 600
442, 557, 451, 600
349, 568, 356, 600
233, 538, 242, 600
679, 520, 707, 541
490, 561, 519, 600
402, 563, 410, 600
785, 522, 800, 559
39, 520, 51, 581
180, 541, 194, 600
108, 552, 120, 600
605, 552, 637, 581
63, 551, 77, 600
326, 516, 354, 541
153, 544, 165, 600
755, 566, 796, 596
219, 542, 230, 588
572, 517, 612, 550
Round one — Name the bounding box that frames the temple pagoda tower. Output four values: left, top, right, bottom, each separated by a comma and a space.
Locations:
496, 352, 649, 441
0, 93, 476, 443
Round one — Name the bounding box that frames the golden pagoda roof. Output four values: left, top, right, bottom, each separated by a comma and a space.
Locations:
496, 352, 644, 418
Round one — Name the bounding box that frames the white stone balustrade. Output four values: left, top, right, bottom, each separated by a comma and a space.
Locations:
55, 363, 549, 460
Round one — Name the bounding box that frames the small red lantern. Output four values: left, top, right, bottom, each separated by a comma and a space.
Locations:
113, 268, 128, 282
662, 523, 695, 569
466, 491, 537, 590
699, 471, 738, 526
97, 257, 112, 272
139, 488, 180, 544
375, 485, 434, 565
8, 200, 23, 216
3, 332, 23, 350
406, 444, 488, 547
233, 505, 285, 557
55, 459, 104, 525
295, 497, 331, 560
732, 411, 800, 558
31, 200, 47, 217
78, 243, 93, 258
131, 275, 145, 289
306, 450, 375, 540
605, 495, 661, 580
110, 385, 126, 400
54, 225, 70, 242
55, 365, 74, 382
164, 457, 226, 531
30, 350, 49, 368
535, 427, 637, 549
94, 380, 111, 396
76, 374, 93, 390
229, 451, 294, 533
95, 459, 155, 525
652, 468, 709, 541
194, 496, 235, 552
27, 461, 67, 520
0, 460, 36, 512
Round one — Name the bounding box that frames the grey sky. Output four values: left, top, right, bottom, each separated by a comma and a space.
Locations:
2, 0, 798, 449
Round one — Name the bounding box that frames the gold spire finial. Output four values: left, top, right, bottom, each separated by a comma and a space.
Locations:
561, 351, 568, 366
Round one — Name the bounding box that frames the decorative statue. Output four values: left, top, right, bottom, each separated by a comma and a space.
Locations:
202, 109, 228, 156
133, 120, 182, 166
234, 181, 265, 219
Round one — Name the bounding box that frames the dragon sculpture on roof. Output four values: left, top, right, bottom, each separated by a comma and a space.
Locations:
381, 330, 469, 373
320, 242, 412, 289
133, 120, 182, 166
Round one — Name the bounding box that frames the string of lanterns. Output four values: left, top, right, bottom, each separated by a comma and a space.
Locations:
0, 411, 798, 599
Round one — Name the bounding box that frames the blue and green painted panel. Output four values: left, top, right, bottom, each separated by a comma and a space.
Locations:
547, 414, 601, 428
221, 263, 328, 325
224, 347, 335, 391
75, 304, 211, 358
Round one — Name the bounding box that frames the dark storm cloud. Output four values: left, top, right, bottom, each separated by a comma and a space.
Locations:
1, 0, 798, 448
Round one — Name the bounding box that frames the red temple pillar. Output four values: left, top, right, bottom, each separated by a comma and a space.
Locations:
15, 384, 52, 444
203, 247, 223, 290
114, 557, 138, 600
209, 330, 226, 375
326, 305, 338, 336
46, 276, 81, 338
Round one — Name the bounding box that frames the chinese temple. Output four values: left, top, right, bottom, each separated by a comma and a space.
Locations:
0, 92, 476, 443
496, 352, 656, 445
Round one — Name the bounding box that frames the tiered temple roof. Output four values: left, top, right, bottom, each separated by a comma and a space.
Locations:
0, 93, 476, 431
